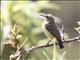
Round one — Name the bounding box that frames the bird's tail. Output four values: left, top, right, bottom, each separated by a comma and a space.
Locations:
58, 40, 64, 49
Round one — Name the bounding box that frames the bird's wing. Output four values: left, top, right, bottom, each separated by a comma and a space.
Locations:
46, 22, 64, 49
46, 23, 61, 40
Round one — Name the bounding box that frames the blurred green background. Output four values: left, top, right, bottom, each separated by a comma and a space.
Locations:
1, 1, 80, 60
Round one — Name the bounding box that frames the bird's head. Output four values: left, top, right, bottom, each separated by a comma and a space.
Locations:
40, 13, 54, 22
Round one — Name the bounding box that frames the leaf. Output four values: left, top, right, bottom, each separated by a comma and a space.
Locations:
11, 24, 17, 36
2, 40, 14, 45
77, 21, 80, 25
16, 35, 22, 39
74, 27, 80, 34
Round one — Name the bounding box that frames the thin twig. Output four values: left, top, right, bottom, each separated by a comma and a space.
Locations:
13, 36, 80, 58
19, 37, 28, 50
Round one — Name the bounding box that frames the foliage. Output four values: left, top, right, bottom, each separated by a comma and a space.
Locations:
1, 1, 80, 60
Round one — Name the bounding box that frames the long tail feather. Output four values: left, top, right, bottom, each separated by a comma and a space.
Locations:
58, 40, 64, 49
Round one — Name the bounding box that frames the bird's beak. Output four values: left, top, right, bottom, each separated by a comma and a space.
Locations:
39, 13, 46, 17
39, 13, 47, 20
40, 15, 45, 17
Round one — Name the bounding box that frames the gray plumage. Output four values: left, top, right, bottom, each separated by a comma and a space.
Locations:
41, 14, 64, 49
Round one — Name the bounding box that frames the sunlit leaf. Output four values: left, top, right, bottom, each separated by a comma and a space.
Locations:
77, 21, 80, 25
16, 35, 22, 39
11, 24, 17, 36
2, 40, 14, 45
74, 27, 80, 34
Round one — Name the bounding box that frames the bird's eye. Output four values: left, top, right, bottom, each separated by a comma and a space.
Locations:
46, 16, 49, 18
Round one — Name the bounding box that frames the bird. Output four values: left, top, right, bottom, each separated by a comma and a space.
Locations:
40, 13, 64, 49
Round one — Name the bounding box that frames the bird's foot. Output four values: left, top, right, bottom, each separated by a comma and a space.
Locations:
47, 40, 51, 45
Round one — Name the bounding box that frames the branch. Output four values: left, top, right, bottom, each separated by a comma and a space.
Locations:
10, 36, 80, 59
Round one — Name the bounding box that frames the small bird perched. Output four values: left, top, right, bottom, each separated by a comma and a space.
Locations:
40, 13, 64, 49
